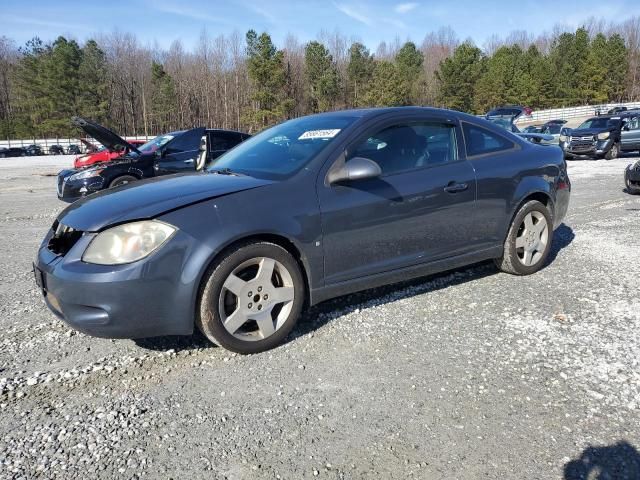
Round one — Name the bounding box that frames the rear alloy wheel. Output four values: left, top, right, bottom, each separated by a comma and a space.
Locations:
197, 242, 305, 354
495, 200, 553, 275
109, 175, 137, 188
605, 142, 619, 160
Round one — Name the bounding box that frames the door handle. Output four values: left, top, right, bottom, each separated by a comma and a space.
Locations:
184, 159, 194, 164
444, 181, 468, 193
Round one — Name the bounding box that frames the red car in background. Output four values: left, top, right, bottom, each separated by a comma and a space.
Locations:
73, 139, 147, 168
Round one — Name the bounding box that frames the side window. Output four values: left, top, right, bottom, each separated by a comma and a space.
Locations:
164, 132, 200, 156
210, 132, 241, 152
347, 122, 458, 176
462, 123, 515, 157
627, 117, 639, 130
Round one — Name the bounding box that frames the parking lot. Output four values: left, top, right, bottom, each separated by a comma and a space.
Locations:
1, 153, 639, 478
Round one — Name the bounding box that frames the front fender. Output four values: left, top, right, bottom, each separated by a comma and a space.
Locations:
157, 184, 322, 330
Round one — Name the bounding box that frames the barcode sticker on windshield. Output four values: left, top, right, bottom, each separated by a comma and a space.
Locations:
298, 129, 341, 140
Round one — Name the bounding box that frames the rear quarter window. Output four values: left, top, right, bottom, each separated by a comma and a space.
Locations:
462, 122, 516, 157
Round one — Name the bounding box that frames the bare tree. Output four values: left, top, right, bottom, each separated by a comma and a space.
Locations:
620, 16, 640, 100
282, 34, 306, 118
0, 36, 17, 132
421, 26, 459, 106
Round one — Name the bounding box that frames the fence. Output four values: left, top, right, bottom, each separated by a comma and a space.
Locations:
5, 101, 640, 149
0, 135, 153, 152
516, 101, 640, 124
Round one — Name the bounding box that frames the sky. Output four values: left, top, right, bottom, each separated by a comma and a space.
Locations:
1, 0, 639, 51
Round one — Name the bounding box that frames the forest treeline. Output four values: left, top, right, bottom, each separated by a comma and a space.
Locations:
1, 16, 640, 138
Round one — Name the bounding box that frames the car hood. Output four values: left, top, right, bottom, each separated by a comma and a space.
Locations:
58, 172, 274, 232
567, 128, 613, 136
72, 117, 140, 154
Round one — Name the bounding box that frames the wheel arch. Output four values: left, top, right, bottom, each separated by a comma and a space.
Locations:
503, 186, 555, 244
108, 172, 141, 187
192, 232, 313, 325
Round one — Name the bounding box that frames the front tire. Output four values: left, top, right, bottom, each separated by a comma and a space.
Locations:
109, 175, 138, 188
197, 242, 305, 354
495, 200, 553, 275
604, 142, 619, 160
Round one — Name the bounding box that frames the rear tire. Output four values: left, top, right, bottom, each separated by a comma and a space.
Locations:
626, 173, 640, 195
197, 242, 305, 354
494, 200, 553, 275
109, 175, 138, 188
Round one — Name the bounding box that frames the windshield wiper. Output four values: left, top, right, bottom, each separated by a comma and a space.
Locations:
210, 167, 245, 176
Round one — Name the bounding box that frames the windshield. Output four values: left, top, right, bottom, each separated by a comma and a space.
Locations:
207, 116, 358, 180
578, 118, 621, 129
137, 134, 176, 153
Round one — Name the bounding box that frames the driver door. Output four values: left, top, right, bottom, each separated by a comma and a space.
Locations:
317, 117, 477, 285
153, 127, 205, 176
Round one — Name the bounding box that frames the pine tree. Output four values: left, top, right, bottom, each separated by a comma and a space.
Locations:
12, 37, 46, 137
346, 42, 373, 107
150, 61, 177, 132
361, 61, 404, 107
40, 36, 83, 135
579, 33, 609, 104
245, 30, 291, 130
605, 34, 628, 102
304, 41, 339, 112
77, 39, 108, 123
436, 42, 484, 113
395, 42, 424, 105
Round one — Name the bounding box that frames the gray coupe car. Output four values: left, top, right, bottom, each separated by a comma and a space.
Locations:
35, 107, 571, 354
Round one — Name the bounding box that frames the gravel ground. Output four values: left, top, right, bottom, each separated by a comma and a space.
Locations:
0, 153, 639, 479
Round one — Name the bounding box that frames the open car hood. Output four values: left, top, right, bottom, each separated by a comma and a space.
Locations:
57, 172, 274, 231
79, 138, 99, 153
486, 106, 531, 122
72, 117, 141, 154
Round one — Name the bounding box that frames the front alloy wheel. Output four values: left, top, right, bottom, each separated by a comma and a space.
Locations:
219, 257, 295, 341
197, 242, 305, 354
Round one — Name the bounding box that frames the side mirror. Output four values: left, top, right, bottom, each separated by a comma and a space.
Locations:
154, 149, 165, 159
623, 124, 630, 131
328, 157, 382, 184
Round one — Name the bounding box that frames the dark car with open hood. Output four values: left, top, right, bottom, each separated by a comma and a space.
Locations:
56, 117, 250, 202
35, 107, 571, 354
484, 106, 555, 145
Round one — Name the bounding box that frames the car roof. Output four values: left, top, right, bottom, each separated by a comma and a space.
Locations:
301, 106, 473, 122
585, 115, 619, 121
206, 128, 248, 134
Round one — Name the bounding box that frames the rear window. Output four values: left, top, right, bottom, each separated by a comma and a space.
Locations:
462, 123, 515, 157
